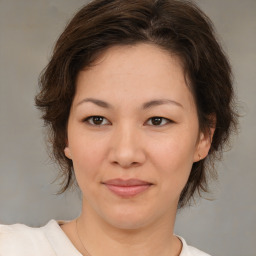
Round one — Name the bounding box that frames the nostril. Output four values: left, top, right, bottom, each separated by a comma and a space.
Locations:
112, 161, 139, 168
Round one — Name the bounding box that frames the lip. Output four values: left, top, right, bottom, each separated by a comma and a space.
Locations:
102, 179, 153, 198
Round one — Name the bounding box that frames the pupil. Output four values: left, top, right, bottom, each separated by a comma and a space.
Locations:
152, 117, 162, 125
93, 116, 103, 125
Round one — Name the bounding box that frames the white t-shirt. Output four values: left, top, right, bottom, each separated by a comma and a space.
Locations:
0, 220, 211, 256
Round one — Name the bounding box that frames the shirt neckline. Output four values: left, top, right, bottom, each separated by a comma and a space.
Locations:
44, 219, 188, 256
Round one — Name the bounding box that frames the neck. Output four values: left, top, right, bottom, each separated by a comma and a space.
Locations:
77, 198, 181, 256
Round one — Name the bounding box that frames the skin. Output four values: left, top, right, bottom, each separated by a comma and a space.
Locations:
61, 43, 213, 256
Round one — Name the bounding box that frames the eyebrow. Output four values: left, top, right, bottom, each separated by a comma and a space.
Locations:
77, 98, 183, 109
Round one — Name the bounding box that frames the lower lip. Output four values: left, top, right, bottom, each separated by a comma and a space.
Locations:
104, 184, 151, 197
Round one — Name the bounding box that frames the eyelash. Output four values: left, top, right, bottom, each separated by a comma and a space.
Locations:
83, 116, 173, 127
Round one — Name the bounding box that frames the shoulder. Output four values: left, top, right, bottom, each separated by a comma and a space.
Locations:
178, 236, 212, 256
187, 246, 212, 256
0, 220, 57, 256
0, 220, 81, 256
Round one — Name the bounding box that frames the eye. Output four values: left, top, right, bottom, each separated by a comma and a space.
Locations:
146, 117, 172, 126
83, 116, 110, 126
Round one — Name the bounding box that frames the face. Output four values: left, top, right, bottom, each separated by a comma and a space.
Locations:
65, 43, 211, 230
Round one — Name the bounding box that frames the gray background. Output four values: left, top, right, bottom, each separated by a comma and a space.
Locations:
0, 0, 255, 255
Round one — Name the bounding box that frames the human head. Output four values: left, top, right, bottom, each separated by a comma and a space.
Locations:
35, 0, 237, 208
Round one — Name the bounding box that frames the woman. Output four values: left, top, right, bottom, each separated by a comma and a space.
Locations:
0, 0, 237, 255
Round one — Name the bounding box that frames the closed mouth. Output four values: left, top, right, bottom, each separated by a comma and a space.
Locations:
102, 178, 153, 197
102, 178, 153, 186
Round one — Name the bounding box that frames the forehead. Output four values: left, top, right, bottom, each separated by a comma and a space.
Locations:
74, 43, 195, 110
83, 43, 185, 85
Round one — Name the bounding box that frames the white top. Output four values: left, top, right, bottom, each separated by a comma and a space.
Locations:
0, 220, 211, 256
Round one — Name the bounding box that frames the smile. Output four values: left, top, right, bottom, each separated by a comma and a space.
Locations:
102, 179, 153, 198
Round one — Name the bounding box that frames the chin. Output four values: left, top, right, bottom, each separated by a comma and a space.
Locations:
100, 205, 160, 231
107, 216, 152, 230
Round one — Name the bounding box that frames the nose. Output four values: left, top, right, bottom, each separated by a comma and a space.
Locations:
108, 123, 146, 169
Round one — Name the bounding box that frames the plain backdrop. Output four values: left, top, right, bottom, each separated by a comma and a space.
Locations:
0, 1, 255, 256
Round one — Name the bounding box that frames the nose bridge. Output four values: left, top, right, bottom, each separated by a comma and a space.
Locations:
109, 121, 145, 168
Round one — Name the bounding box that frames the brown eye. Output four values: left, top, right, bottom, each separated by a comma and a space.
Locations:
84, 116, 110, 126
92, 116, 103, 125
147, 117, 171, 126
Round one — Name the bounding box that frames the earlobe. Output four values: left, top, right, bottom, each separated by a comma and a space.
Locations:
194, 114, 216, 162
64, 146, 72, 159
194, 127, 215, 162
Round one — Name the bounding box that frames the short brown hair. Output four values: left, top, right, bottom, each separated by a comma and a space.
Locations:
35, 0, 238, 208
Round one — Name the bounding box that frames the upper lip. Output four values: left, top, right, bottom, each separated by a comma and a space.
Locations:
103, 179, 152, 186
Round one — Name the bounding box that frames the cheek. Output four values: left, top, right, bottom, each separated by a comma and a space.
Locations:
149, 131, 196, 190
70, 135, 107, 188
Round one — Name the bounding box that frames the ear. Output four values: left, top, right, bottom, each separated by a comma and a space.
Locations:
64, 146, 72, 160
194, 121, 215, 162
